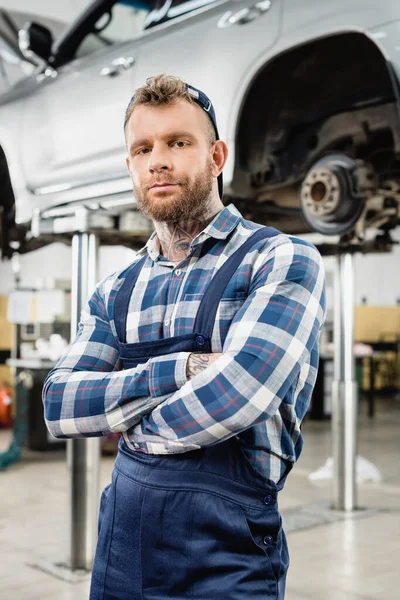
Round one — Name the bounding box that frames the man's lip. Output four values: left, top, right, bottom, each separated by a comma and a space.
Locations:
150, 183, 178, 189
151, 182, 177, 187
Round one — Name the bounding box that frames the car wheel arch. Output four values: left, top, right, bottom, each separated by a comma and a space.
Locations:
233, 30, 399, 193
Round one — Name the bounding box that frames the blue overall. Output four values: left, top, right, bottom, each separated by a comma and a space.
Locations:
90, 227, 290, 600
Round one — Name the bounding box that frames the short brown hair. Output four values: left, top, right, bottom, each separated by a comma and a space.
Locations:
124, 74, 216, 143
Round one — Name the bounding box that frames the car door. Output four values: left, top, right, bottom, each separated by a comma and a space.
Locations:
21, 1, 151, 199
133, 0, 282, 143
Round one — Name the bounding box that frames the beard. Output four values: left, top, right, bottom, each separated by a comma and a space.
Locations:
133, 158, 214, 223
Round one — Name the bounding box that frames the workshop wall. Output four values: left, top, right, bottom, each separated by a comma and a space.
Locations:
0, 243, 136, 296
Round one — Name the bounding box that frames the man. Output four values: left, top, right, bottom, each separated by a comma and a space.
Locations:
42, 74, 326, 600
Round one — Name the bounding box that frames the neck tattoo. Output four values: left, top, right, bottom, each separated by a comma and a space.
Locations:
155, 213, 218, 263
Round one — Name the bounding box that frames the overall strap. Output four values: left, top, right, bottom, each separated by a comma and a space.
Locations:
114, 255, 147, 343
194, 226, 281, 336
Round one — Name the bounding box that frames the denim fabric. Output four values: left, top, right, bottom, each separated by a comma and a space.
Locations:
89, 438, 289, 600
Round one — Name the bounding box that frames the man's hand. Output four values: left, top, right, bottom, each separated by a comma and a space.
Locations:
186, 353, 222, 380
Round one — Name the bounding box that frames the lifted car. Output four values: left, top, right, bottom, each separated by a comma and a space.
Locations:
1, 0, 400, 258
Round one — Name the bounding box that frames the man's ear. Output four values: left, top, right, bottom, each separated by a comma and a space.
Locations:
211, 140, 228, 177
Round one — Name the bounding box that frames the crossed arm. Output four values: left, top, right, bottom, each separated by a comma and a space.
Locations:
43, 237, 325, 448
42, 277, 220, 440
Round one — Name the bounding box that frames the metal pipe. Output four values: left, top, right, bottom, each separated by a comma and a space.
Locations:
332, 252, 358, 511
68, 232, 101, 570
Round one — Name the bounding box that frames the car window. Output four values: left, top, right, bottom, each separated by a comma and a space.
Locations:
143, 0, 219, 29
74, 1, 152, 60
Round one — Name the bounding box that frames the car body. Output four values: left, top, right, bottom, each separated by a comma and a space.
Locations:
1, 0, 400, 257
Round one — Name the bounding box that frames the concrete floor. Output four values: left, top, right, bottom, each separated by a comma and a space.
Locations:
0, 396, 399, 600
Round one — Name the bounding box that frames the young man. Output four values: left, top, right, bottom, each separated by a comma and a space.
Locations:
43, 74, 326, 599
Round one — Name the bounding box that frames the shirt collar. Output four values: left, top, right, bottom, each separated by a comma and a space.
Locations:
138, 203, 243, 261
201, 203, 242, 241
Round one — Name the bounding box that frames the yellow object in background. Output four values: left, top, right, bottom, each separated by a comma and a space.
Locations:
0, 365, 13, 387
355, 306, 400, 392
355, 306, 400, 343
0, 296, 14, 350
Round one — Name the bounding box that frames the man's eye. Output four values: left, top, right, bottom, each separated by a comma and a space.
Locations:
173, 141, 188, 148
137, 148, 150, 155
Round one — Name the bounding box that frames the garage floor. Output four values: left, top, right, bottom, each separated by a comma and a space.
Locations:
0, 396, 399, 600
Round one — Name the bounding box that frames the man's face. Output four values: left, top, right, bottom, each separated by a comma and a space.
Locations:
125, 99, 216, 222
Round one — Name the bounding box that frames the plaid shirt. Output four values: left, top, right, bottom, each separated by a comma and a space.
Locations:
43, 204, 326, 483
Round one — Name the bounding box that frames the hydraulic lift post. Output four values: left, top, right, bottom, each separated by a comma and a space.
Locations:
331, 251, 358, 511
68, 231, 101, 570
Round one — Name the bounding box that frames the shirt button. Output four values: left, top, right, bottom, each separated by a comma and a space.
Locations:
164, 318, 170, 326
196, 335, 205, 346
175, 269, 182, 276
263, 494, 274, 505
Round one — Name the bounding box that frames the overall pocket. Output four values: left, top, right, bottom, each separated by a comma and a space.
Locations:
140, 487, 282, 599
188, 493, 281, 599
239, 505, 289, 583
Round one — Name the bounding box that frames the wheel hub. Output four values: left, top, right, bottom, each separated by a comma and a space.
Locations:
299, 154, 372, 235
302, 168, 341, 217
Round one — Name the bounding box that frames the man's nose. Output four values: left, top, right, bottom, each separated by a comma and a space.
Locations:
148, 144, 171, 173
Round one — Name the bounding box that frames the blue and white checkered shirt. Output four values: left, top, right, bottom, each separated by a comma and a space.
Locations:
43, 204, 326, 483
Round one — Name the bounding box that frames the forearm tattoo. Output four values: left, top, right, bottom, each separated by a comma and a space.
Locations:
187, 353, 212, 379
